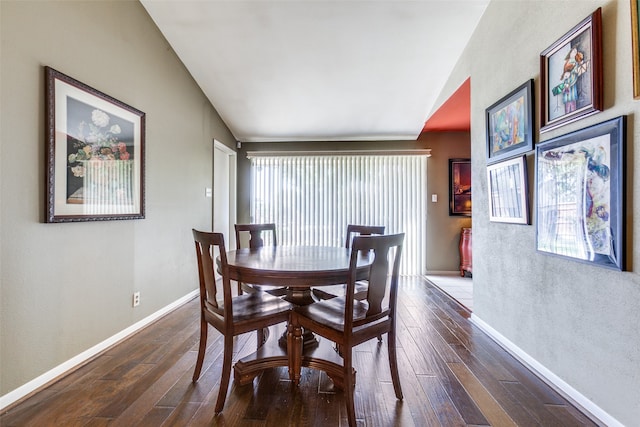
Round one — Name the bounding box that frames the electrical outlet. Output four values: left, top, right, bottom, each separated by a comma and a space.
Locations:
133, 291, 140, 307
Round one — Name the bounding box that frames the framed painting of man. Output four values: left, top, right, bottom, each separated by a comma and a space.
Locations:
540, 8, 603, 132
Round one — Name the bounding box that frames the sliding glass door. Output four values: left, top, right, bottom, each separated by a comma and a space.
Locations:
250, 154, 427, 275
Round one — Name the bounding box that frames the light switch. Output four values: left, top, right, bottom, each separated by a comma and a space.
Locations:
205, 188, 212, 198
431, 194, 438, 202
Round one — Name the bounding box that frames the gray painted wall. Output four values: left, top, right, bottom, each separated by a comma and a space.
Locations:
0, 1, 236, 395
3, 0, 638, 424
440, 1, 639, 424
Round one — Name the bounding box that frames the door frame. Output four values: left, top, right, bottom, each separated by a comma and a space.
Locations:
213, 139, 237, 248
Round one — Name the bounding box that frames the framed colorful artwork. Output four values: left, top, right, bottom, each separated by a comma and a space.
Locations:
485, 79, 534, 164
449, 158, 471, 217
632, 0, 640, 98
487, 155, 529, 224
45, 66, 145, 222
535, 116, 626, 270
540, 8, 603, 132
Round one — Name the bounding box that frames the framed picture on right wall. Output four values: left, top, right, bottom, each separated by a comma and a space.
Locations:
485, 79, 534, 164
535, 116, 626, 271
540, 8, 603, 132
487, 155, 529, 224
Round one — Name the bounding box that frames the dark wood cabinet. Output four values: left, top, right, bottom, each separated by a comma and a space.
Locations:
459, 227, 472, 277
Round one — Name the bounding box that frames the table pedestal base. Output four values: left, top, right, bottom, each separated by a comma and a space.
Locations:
233, 325, 354, 389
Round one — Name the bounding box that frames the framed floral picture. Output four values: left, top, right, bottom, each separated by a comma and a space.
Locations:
449, 158, 471, 216
45, 66, 145, 222
540, 8, 603, 132
535, 116, 626, 270
485, 79, 534, 164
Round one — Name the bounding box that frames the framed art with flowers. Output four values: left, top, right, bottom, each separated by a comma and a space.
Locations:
45, 66, 145, 222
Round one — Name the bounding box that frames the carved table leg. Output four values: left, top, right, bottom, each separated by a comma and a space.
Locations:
287, 317, 303, 386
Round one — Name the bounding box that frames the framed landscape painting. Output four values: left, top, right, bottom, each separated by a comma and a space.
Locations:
540, 8, 603, 132
449, 158, 471, 216
535, 116, 626, 270
45, 67, 145, 223
485, 80, 534, 164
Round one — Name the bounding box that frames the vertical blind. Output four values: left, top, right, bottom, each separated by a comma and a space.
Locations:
249, 154, 427, 275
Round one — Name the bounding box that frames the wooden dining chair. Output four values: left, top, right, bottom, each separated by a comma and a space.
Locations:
289, 233, 404, 427
234, 223, 287, 297
312, 224, 385, 301
344, 224, 386, 248
191, 229, 292, 414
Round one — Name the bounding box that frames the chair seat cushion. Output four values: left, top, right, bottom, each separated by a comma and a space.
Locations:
244, 283, 288, 297
233, 292, 292, 322
206, 292, 291, 323
312, 281, 368, 301
294, 296, 369, 332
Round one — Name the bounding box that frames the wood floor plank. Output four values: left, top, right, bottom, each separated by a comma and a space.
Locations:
391, 344, 442, 427
404, 300, 490, 426
83, 417, 113, 427
354, 349, 393, 426
491, 349, 570, 407
447, 361, 517, 427
137, 406, 175, 426
97, 329, 199, 418
545, 403, 598, 427
190, 374, 252, 426
395, 322, 438, 376
449, 344, 542, 427
243, 368, 286, 421
108, 351, 196, 426
378, 381, 416, 427
453, 339, 519, 383
158, 338, 224, 407
1, 277, 598, 427
160, 401, 202, 427
312, 389, 342, 427
502, 380, 581, 426
417, 375, 467, 427
283, 370, 318, 426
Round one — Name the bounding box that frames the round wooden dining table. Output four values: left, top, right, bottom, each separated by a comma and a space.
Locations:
223, 245, 372, 387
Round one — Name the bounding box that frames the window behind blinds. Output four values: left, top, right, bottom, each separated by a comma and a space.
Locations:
250, 154, 427, 275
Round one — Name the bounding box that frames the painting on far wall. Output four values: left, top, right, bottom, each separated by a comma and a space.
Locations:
449, 158, 471, 217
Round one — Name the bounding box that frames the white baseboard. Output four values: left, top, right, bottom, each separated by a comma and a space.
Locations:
0, 289, 199, 411
425, 270, 460, 275
470, 313, 621, 427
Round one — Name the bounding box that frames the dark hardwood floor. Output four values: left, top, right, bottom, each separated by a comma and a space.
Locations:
1, 276, 598, 426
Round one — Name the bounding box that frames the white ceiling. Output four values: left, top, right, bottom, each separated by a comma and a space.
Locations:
141, 0, 488, 142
